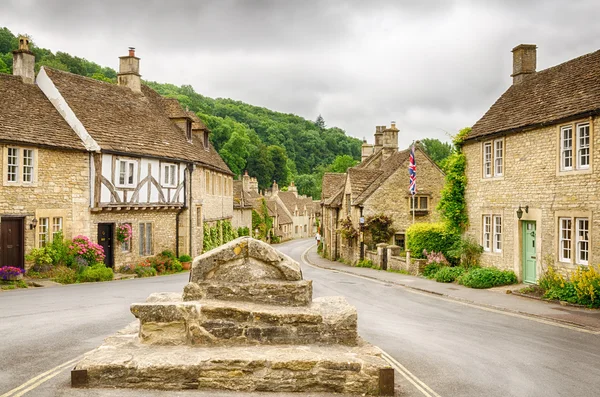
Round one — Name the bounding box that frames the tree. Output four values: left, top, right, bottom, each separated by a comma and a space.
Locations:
247, 144, 275, 190
420, 138, 452, 167
315, 114, 326, 130
326, 155, 358, 173
267, 145, 290, 186
220, 126, 251, 176
295, 174, 317, 198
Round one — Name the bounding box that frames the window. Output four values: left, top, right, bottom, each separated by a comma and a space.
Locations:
494, 140, 503, 176
559, 218, 572, 262
117, 160, 137, 187
205, 170, 210, 193
52, 217, 63, 239
576, 218, 589, 265
162, 164, 177, 187
139, 222, 153, 256
561, 126, 573, 170
121, 223, 131, 252
483, 143, 492, 177
295, 225, 299, 234
38, 217, 49, 247
346, 194, 351, 215
482, 215, 491, 252
22, 149, 34, 183
409, 196, 428, 210
493, 216, 502, 253
394, 233, 406, 249
203, 131, 210, 150
7, 147, 18, 182
577, 123, 590, 169
186, 120, 192, 141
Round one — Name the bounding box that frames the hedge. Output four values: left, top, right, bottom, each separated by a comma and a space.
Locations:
406, 222, 459, 260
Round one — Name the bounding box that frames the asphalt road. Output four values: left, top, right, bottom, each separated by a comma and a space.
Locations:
1, 238, 599, 397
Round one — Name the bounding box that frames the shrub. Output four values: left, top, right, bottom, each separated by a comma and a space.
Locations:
539, 265, 600, 307
0, 266, 24, 280
356, 259, 374, 268
135, 266, 157, 277
422, 263, 443, 279
116, 223, 133, 243
406, 223, 459, 262
339, 217, 358, 240
448, 236, 483, 268
69, 235, 105, 266
26, 247, 54, 269
458, 267, 517, 289
117, 263, 136, 274
365, 214, 395, 245
160, 250, 176, 259
78, 263, 114, 282
178, 254, 192, 263
237, 227, 250, 237
424, 250, 449, 265
52, 266, 78, 284
434, 266, 465, 283
150, 253, 184, 274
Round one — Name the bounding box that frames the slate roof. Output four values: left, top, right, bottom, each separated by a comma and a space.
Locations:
162, 98, 189, 119
187, 111, 207, 131
321, 173, 346, 200
0, 74, 86, 151
468, 49, 600, 141
233, 180, 253, 209
44, 68, 231, 174
278, 191, 299, 214
354, 150, 411, 205
347, 168, 382, 198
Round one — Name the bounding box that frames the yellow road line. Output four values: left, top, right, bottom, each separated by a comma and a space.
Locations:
1, 355, 82, 397
380, 349, 442, 397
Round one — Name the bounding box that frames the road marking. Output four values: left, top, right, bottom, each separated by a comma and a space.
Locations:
300, 244, 600, 335
1, 355, 83, 397
379, 349, 442, 397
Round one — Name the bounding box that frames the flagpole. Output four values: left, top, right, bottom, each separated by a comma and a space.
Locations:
412, 194, 415, 225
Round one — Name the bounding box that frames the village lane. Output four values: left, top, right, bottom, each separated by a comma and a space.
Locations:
0, 238, 599, 397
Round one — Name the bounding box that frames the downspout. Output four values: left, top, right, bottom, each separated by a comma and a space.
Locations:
334, 208, 339, 260
175, 164, 190, 258
189, 164, 194, 258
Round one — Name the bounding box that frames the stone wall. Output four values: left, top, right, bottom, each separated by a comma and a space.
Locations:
0, 145, 90, 269
464, 116, 600, 280
90, 210, 178, 269
232, 208, 252, 231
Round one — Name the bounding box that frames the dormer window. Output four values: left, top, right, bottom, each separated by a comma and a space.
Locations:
203, 130, 209, 150
186, 120, 192, 142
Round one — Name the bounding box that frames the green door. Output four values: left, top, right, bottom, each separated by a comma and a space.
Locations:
523, 221, 537, 283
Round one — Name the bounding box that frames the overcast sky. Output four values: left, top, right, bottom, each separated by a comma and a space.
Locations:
2, 0, 599, 148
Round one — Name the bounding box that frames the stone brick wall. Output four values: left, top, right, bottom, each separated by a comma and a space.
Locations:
464, 116, 600, 280
0, 145, 90, 269
232, 208, 252, 231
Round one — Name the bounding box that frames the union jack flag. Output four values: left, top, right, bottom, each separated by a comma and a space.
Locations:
409, 144, 416, 195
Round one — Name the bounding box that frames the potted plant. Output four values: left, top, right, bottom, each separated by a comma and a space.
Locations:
116, 224, 133, 244
178, 254, 192, 270
0, 266, 24, 281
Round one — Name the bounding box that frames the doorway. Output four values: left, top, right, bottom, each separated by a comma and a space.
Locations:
97, 223, 114, 268
0, 217, 25, 269
522, 221, 537, 283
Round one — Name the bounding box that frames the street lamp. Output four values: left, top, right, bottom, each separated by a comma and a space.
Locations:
516, 205, 529, 219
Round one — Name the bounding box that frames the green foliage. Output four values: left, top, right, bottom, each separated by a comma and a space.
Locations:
339, 217, 358, 240
52, 266, 78, 284
315, 114, 326, 130
356, 259, 374, 268
0, 279, 28, 289
327, 155, 358, 173
448, 236, 483, 268
237, 227, 250, 237
420, 138, 452, 166
78, 264, 114, 282
457, 267, 517, 289
251, 199, 273, 242
202, 220, 237, 252
268, 145, 290, 186
539, 265, 600, 307
178, 254, 192, 263
135, 266, 157, 278
388, 268, 410, 275
406, 223, 459, 261
433, 266, 465, 283
26, 247, 54, 267
437, 127, 471, 234
422, 263, 444, 279
148, 252, 183, 274
365, 214, 395, 245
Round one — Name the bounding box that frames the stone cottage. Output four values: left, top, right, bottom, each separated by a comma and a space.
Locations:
0, 40, 233, 270
464, 45, 600, 282
321, 123, 445, 264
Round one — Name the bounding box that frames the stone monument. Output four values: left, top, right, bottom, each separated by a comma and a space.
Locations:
71, 237, 394, 395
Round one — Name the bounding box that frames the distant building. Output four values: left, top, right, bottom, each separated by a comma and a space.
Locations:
321, 123, 445, 264
464, 45, 600, 282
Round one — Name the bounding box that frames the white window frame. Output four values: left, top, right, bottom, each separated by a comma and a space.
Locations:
576, 123, 590, 170
559, 217, 572, 263
483, 215, 491, 252
494, 140, 503, 177
52, 217, 63, 240
560, 126, 574, 171
38, 217, 49, 248
116, 159, 138, 188
162, 163, 177, 188
575, 218, 589, 265
493, 215, 502, 253
7, 147, 19, 183
22, 149, 34, 183
483, 142, 492, 178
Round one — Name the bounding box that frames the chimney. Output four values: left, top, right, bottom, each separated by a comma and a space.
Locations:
272, 180, 279, 196
374, 126, 385, 153
249, 177, 259, 194
242, 170, 251, 192
288, 181, 298, 197
13, 36, 35, 84
511, 44, 536, 84
118, 47, 141, 92
361, 138, 374, 162
382, 121, 399, 161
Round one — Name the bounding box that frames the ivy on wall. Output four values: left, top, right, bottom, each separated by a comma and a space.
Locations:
202, 220, 238, 253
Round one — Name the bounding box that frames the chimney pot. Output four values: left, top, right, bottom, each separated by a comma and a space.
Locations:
118, 47, 141, 92
129, 47, 135, 57
13, 36, 35, 84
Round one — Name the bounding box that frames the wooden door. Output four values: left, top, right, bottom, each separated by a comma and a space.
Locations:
523, 221, 537, 284
0, 218, 25, 269
98, 223, 114, 268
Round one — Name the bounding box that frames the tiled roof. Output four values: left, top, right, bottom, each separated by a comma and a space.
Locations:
0, 74, 86, 150
187, 111, 207, 131
354, 150, 411, 205
162, 98, 189, 119
277, 191, 299, 214
347, 168, 382, 198
323, 187, 344, 207
44, 68, 231, 174
321, 173, 346, 200
468, 49, 600, 140
233, 180, 253, 209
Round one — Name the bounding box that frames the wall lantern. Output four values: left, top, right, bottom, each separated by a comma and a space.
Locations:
30, 217, 38, 230
516, 205, 529, 220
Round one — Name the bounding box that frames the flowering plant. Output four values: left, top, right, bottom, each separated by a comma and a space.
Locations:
423, 250, 449, 266
116, 224, 133, 243
69, 235, 105, 265
0, 266, 24, 280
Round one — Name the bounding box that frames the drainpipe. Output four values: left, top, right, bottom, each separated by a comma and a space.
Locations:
175, 164, 191, 258
188, 164, 194, 257
359, 206, 364, 261
334, 208, 339, 260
